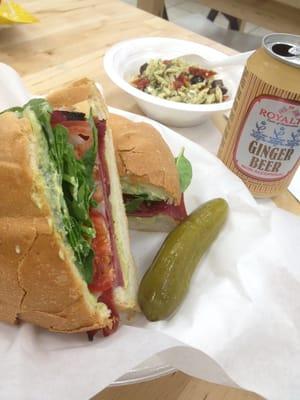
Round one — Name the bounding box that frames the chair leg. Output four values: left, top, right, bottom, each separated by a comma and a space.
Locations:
137, 0, 165, 17
207, 9, 219, 22
223, 13, 243, 31
162, 5, 168, 20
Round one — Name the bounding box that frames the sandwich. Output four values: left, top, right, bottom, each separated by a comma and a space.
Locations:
0, 79, 137, 337
109, 114, 192, 232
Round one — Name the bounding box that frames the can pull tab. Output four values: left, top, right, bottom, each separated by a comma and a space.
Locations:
263, 34, 300, 67
272, 43, 295, 57
288, 46, 300, 57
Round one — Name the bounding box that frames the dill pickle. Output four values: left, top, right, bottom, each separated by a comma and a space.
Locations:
138, 198, 229, 321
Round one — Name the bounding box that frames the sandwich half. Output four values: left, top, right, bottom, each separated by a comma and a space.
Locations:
109, 114, 192, 232
0, 79, 136, 336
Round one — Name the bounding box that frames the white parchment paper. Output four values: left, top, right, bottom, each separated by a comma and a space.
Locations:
0, 65, 299, 400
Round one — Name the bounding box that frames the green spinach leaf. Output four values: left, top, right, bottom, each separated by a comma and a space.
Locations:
125, 194, 149, 213
175, 148, 192, 192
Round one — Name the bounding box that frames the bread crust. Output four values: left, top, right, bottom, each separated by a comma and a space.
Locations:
109, 114, 181, 205
0, 113, 47, 217
47, 78, 108, 121
0, 217, 35, 324
0, 109, 111, 332
19, 218, 111, 333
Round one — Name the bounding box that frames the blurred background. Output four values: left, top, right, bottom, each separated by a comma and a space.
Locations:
122, 0, 300, 51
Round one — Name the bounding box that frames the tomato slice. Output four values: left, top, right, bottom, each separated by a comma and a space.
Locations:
88, 211, 120, 338
88, 210, 114, 293
92, 165, 104, 203
93, 185, 103, 204
59, 121, 93, 158
58, 120, 92, 138
52, 118, 93, 158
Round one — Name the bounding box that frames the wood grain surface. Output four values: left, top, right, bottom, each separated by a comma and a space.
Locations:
0, 1, 298, 399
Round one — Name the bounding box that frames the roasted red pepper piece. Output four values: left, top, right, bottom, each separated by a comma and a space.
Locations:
188, 66, 216, 79
173, 73, 189, 90
132, 77, 150, 90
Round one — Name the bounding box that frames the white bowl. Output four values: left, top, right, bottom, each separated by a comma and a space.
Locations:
103, 37, 242, 127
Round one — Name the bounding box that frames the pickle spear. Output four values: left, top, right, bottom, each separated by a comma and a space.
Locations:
138, 198, 229, 321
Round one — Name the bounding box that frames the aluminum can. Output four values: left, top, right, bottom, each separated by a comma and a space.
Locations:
218, 33, 300, 197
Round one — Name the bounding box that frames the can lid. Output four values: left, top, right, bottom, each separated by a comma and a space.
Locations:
263, 33, 300, 68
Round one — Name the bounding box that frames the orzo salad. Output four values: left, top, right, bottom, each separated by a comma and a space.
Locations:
130, 58, 228, 105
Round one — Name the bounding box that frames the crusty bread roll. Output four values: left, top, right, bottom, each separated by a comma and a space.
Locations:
0, 79, 137, 334
109, 114, 181, 205
0, 111, 110, 332
47, 78, 108, 121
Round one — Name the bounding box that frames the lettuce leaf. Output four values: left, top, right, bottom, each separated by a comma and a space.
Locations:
25, 99, 97, 283
0, 106, 23, 117
125, 194, 148, 213
175, 149, 192, 192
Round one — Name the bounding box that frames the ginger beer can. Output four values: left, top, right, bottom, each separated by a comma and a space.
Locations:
218, 33, 300, 198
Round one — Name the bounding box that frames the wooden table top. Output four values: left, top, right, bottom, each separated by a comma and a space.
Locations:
0, 1, 299, 399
